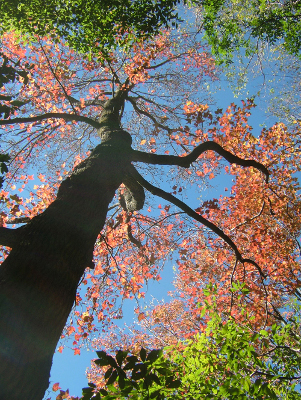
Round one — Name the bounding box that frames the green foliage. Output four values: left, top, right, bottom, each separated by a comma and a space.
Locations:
1, 0, 192, 57
198, 0, 301, 63
83, 347, 180, 400
86, 284, 301, 399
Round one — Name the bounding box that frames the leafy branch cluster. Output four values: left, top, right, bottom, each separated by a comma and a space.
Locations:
81, 285, 301, 400
197, 0, 301, 62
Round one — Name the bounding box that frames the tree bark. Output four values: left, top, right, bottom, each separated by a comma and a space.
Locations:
0, 118, 133, 399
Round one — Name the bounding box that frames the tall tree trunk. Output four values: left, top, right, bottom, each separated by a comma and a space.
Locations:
0, 117, 132, 399
0, 86, 269, 399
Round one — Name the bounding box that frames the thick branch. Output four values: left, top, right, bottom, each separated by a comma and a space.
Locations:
6, 217, 31, 225
0, 113, 101, 129
144, 54, 187, 71
131, 141, 269, 183
129, 165, 266, 278
67, 96, 107, 106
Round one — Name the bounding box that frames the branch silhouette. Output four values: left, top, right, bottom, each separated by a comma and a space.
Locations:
0, 113, 101, 129
132, 141, 269, 183
129, 164, 266, 279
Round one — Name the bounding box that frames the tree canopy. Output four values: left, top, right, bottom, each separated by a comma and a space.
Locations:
3, 0, 301, 62
0, 8, 301, 400
1, 0, 188, 55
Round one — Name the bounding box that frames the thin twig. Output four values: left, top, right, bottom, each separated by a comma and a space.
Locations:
230, 201, 266, 232
37, 38, 78, 114
230, 259, 239, 315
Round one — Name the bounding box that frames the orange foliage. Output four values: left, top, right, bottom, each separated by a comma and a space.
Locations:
89, 103, 301, 384
1, 30, 300, 392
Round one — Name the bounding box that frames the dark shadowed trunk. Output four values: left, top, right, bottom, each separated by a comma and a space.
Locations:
0, 94, 133, 399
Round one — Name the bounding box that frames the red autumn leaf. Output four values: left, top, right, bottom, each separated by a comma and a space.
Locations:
52, 383, 61, 392
138, 312, 146, 322
73, 348, 81, 356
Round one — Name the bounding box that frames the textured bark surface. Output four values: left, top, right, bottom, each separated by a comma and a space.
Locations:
0, 126, 132, 399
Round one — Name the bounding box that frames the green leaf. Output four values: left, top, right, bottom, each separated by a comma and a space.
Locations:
116, 350, 128, 367
123, 361, 137, 371
166, 379, 181, 389
82, 387, 94, 400
140, 347, 147, 362
104, 367, 113, 380
96, 350, 107, 360
253, 378, 262, 393
147, 349, 163, 363
106, 370, 118, 385
94, 358, 110, 367
150, 389, 162, 399
157, 368, 169, 376
118, 373, 125, 389
131, 371, 145, 381
82, 387, 94, 394
0, 163, 8, 174
148, 373, 161, 386
126, 355, 138, 364
106, 355, 118, 368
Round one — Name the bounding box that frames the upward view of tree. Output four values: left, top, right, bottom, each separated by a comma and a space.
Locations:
0, 6, 300, 400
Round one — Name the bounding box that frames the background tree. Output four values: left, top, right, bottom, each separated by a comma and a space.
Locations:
195, 0, 301, 63
84, 98, 301, 385
190, 0, 301, 131
84, 287, 301, 399
3, 0, 300, 61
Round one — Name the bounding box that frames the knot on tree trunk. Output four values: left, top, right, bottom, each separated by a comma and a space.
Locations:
99, 128, 132, 147
119, 173, 145, 212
